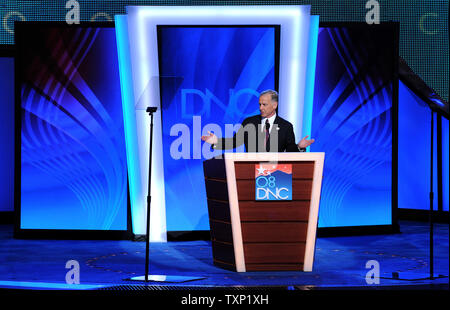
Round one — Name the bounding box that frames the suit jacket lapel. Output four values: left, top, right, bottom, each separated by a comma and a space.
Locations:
273, 115, 281, 134
273, 115, 280, 127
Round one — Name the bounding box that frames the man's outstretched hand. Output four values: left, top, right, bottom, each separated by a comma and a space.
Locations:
297, 135, 315, 149
201, 131, 218, 145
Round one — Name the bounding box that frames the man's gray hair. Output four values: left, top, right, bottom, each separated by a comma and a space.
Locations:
259, 89, 278, 103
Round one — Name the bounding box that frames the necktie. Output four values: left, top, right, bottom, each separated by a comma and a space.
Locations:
265, 119, 270, 152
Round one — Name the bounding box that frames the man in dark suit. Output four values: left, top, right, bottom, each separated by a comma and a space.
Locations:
201, 90, 314, 152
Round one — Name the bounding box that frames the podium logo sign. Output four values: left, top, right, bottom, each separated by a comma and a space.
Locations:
255, 164, 292, 201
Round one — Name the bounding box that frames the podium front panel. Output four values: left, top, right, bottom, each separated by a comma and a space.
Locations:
235, 161, 314, 271
204, 153, 324, 272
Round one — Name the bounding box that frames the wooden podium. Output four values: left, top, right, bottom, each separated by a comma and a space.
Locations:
203, 152, 324, 272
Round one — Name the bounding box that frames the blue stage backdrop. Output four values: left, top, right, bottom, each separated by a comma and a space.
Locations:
443, 117, 449, 211
398, 80, 449, 211
0, 55, 14, 212
311, 25, 396, 228
158, 26, 278, 232
17, 24, 128, 230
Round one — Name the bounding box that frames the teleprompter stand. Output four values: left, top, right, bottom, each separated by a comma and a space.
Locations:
384, 109, 447, 281
128, 107, 205, 283
383, 60, 448, 281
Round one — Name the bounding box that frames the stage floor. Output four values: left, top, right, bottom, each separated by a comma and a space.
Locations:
0, 221, 448, 292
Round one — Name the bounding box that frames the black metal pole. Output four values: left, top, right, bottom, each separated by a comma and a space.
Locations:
145, 108, 156, 282
429, 110, 434, 280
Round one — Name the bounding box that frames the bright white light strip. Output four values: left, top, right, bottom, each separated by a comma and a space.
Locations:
124, 5, 312, 238
115, 15, 149, 238
302, 15, 320, 142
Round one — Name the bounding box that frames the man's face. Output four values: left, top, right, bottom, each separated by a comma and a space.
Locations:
259, 93, 278, 118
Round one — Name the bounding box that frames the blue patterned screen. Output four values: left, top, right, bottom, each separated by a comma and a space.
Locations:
18, 25, 128, 230
158, 26, 277, 232
398, 81, 449, 211
311, 26, 395, 228
443, 117, 449, 211
0, 56, 14, 212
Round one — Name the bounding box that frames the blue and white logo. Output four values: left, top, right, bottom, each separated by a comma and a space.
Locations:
255, 164, 292, 201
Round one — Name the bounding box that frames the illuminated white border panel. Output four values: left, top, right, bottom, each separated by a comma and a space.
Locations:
124, 5, 313, 239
